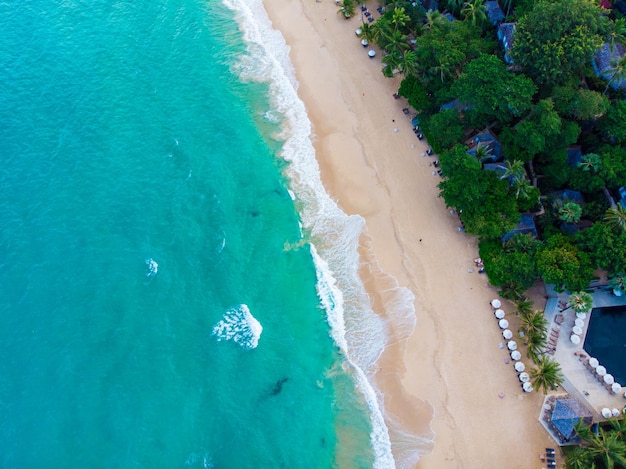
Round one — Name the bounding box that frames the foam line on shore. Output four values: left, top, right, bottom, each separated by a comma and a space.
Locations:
222, 0, 434, 466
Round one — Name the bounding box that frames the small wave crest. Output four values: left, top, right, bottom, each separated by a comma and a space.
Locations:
212, 304, 263, 350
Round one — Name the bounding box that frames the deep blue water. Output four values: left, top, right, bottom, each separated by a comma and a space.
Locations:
585, 306, 626, 385
0, 1, 376, 467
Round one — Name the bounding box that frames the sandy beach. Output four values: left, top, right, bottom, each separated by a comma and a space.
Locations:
262, 0, 556, 467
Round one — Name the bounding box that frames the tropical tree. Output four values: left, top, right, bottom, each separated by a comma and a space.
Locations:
526, 329, 548, 363
451, 54, 536, 126
535, 234, 595, 292
609, 273, 626, 296
396, 50, 418, 76
473, 142, 492, 163
569, 291, 593, 315
501, 159, 526, 183
520, 309, 548, 338
572, 419, 626, 469
514, 296, 534, 317
579, 153, 602, 173
389, 6, 411, 32
357, 21, 382, 45
337, 0, 357, 18
529, 355, 564, 394
421, 9, 447, 34
604, 55, 626, 94
605, 205, 626, 233
607, 17, 626, 54
511, 0, 608, 85
461, 0, 487, 28
559, 201, 583, 224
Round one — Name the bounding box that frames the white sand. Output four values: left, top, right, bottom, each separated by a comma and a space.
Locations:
262, 0, 556, 466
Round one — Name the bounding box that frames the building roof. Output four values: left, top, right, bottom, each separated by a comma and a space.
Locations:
554, 189, 585, 205
502, 214, 537, 242
550, 398, 593, 442
566, 146, 583, 167
466, 129, 503, 162
484, 1, 505, 25
593, 43, 626, 90
497, 23, 516, 64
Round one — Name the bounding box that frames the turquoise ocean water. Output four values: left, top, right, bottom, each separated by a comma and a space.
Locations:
0, 1, 429, 467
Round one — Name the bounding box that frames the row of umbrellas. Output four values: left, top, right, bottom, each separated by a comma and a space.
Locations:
571, 314, 586, 344
602, 407, 624, 418
588, 358, 623, 393
492, 298, 533, 392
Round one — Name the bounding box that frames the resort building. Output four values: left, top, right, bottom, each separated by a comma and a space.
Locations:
497, 23, 516, 64
466, 129, 503, 163
484, 1, 505, 26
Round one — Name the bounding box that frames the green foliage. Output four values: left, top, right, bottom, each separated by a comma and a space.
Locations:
337, 0, 357, 18
598, 145, 626, 190
421, 110, 466, 153
577, 222, 626, 274
535, 234, 595, 292
511, 0, 608, 85
414, 20, 495, 85
569, 290, 593, 314
571, 419, 626, 469
529, 354, 564, 393
461, 0, 488, 28
479, 235, 539, 288
605, 205, 626, 234
438, 149, 520, 239
451, 54, 536, 127
398, 75, 434, 113
552, 86, 610, 121
559, 201, 583, 223
598, 101, 626, 144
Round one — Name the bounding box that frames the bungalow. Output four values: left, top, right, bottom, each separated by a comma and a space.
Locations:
484, 1, 505, 26
553, 189, 585, 205
497, 23, 516, 65
565, 146, 583, 168
501, 213, 538, 243
592, 43, 626, 90
466, 129, 503, 163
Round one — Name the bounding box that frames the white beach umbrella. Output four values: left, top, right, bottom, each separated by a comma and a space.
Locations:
511, 350, 521, 361
519, 372, 530, 383
575, 318, 584, 328
355, 28, 362, 36
576, 312, 587, 319
612, 382, 622, 393
589, 357, 599, 368
573, 326, 583, 335
602, 407, 612, 418
507, 340, 518, 351
596, 365, 607, 376
604, 374, 615, 385
570, 334, 581, 344
499, 319, 509, 329
495, 309, 505, 319
523, 381, 533, 392
491, 299, 502, 308
612, 408, 621, 417
502, 329, 513, 340
514, 361, 525, 372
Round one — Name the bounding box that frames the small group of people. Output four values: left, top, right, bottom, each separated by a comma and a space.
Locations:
474, 257, 485, 274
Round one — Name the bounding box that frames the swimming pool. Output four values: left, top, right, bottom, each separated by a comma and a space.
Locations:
584, 305, 626, 385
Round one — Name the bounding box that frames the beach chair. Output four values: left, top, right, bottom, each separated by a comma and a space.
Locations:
546, 447, 556, 455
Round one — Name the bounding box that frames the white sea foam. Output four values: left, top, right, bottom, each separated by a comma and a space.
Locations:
222, 0, 433, 466
212, 304, 263, 350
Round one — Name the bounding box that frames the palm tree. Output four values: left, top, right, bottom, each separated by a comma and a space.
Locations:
569, 291, 593, 315
604, 55, 626, 94
461, 0, 487, 28
529, 355, 564, 394
421, 9, 447, 34
472, 142, 492, 164
513, 178, 535, 201
520, 309, 548, 337
513, 296, 533, 316
337, 0, 356, 18
607, 18, 626, 55
605, 205, 626, 233
578, 153, 602, 172
582, 425, 626, 469
501, 159, 526, 183
380, 29, 409, 57
396, 50, 418, 76
390, 7, 411, 32
566, 445, 596, 469
609, 273, 626, 296
558, 201, 582, 224
358, 21, 382, 45
526, 329, 548, 363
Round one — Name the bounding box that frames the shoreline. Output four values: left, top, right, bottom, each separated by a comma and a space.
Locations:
261, 0, 555, 467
